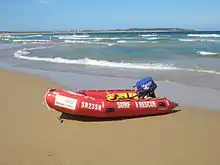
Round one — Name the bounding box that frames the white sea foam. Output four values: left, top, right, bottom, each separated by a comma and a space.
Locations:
23, 46, 53, 51
64, 40, 114, 46
2, 34, 43, 39
139, 34, 157, 37
197, 51, 219, 56
147, 37, 159, 40
13, 48, 177, 70
64, 40, 91, 44
11, 46, 220, 76
179, 39, 219, 42
92, 37, 120, 40
1, 35, 11, 38
109, 37, 120, 40
137, 41, 148, 43
2, 38, 10, 41
188, 34, 220, 37
179, 39, 195, 42
14, 49, 30, 56
12, 39, 50, 43
116, 40, 148, 44
57, 35, 90, 40
185, 68, 220, 75
53, 35, 120, 41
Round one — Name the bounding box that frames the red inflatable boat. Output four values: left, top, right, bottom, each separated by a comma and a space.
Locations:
44, 88, 178, 120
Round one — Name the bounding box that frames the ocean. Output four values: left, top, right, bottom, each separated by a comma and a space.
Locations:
0, 31, 220, 90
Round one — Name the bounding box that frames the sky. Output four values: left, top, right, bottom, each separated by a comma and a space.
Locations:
0, 0, 219, 31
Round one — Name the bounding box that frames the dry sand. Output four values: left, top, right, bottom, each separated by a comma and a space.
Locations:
0, 69, 220, 165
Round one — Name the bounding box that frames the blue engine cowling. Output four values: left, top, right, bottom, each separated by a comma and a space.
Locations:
133, 77, 157, 93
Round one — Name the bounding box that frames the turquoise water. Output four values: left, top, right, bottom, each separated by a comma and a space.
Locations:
0, 31, 220, 88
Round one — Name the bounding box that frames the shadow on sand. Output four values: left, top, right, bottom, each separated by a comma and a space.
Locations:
57, 109, 182, 123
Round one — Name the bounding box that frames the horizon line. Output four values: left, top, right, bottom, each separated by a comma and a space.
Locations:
0, 27, 220, 33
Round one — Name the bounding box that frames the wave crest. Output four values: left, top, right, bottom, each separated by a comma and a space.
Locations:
13, 48, 177, 70
188, 34, 220, 37
10, 45, 220, 76
197, 51, 219, 56
179, 39, 220, 43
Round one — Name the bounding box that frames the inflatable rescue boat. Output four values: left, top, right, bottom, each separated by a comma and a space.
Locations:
44, 77, 178, 120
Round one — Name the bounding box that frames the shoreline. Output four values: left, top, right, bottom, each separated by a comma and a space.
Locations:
0, 39, 220, 111
1, 62, 220, 111
0, 69, 220, 165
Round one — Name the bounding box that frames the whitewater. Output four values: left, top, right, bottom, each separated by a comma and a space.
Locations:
1, 31, 220, 89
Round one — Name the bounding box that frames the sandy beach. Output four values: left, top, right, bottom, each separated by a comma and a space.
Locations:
0, 69, 220, 165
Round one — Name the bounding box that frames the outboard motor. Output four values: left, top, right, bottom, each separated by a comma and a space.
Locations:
133, 77, 157, 99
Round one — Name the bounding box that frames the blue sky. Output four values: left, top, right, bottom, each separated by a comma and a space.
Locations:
0, 0, 219, 31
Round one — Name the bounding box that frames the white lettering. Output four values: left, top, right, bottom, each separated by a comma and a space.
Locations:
55, 95, 77, 110
135, 102, 139, 108
135, 101, 156, 108
117, 102, 130, 108
84, 102, 88, 108
81, 101, 102, 111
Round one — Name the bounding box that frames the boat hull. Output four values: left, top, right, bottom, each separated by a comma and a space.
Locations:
44, 88, 178, 118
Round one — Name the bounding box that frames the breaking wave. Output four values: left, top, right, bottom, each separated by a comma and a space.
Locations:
188, 34, 220, 37
56, 34, 90, 40
116, 40, 148, 43
12, 39, 51, 43
12, 47, 220, 75
13, 48, 177, 70
64, 40, 115, 46
179, 39, 220, 43
139, 34, 157, 37
197, 51, 219, 56
1, 34, 43, 38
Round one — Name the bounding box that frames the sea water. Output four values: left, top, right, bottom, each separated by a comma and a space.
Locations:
0, 31, 220, 109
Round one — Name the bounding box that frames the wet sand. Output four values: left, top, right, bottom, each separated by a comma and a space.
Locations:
0, 69, 220, 165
